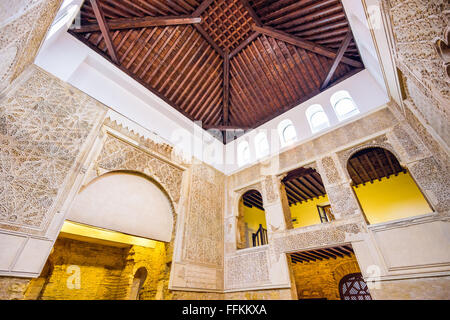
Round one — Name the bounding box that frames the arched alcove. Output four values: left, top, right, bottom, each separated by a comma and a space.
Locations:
236, 189, 267, 249
129, 267, 148, 300
281, 167, 332, 229
68, 171, 174, 242
347, 147, 433, 224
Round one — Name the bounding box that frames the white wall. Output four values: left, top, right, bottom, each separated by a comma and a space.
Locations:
224, 70, 389, 174
68, 172, 174, 242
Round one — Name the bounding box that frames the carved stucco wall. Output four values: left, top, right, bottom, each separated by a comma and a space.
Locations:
385, 0, 449, 155
170, 160, 225, 292
181, 163, 224, 268
225, 104, 449, 297
0, 0, 62, 93
0, 65, 107, 235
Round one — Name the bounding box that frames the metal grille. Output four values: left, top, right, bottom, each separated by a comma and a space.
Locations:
339, 273, 372, 300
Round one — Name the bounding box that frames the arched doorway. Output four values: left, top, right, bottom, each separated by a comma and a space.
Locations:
347, 147, 432, 224
237, 190, 267, 249
31, 171, 174, 300
339, 273, 372, 300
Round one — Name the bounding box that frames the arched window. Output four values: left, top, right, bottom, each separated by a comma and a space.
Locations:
254, 132, 269, 159
278, 119, 297, 147
330, 90, 359, 121
306, 104, 330, 133
237, 140, 251, 167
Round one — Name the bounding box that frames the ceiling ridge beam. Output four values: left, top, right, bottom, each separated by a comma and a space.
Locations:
252, 25, 363, 68
223, 53, 230, 125
194, 24, 225, 57
239, 0, 263, 27
89, 0, 119, 64
229, 31, 260, 58
192, 0, 215, 17
72, 15, 202, 33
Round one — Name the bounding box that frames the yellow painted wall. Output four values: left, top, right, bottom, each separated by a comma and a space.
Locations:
290, 195, 329, 228
243, 205, 267, 232
24, 225, 169, 300
242, 204, 267, 247
353, 172, 432, 224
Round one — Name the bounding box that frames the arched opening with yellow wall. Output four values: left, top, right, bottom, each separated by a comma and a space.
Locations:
236, 190, 268, 249
24, 171, 175, 300
281, 167, 334, 229
347, 147, 433, 224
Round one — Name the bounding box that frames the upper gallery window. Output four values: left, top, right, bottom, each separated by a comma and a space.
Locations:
254, 132, 269, 159
237, 140, 251, 167
330, 90, 359, 121
306, 104, 330, 133
278, 119, 297, 147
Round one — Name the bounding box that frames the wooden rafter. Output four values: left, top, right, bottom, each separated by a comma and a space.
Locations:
239, 0, 262, 27
252, 25, 363, 68
192, 0, 215, 17
223, 53, 230, 125
194, 24, 225, 57
71, 0, 366, 143
90, 0, 119, 64
290, 245, 355, 264
71, 16, 202, 33
321, 31, 353, 90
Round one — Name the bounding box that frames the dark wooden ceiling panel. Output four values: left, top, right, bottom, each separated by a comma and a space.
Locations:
242, 190, 265, 211
282, 167, 327, 206
290, 244, 354, 264
70, 0, 364, 142
347, 147, 406, 186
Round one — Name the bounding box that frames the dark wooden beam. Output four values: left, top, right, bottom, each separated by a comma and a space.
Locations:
89, 0, 119, 64
223, 53, 230, 125
192, 0, 215, 17
252, 25, 363, 68
229, 31, 260, 58
194, 24, 225, 57
203, 124, 251, 130
321, 31, 353, 90
240, 0, 263, 26
71, 16, 202, 33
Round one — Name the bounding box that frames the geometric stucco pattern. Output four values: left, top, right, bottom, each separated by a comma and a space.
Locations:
273, 222, 363, 254
182, 163, 224, 267
388, 0, 450, 101
96, 134, 184, 204
0, 0, 62, 93
225, 248, 270, 290
386, 0, 450, 150
0, 66, 106, 231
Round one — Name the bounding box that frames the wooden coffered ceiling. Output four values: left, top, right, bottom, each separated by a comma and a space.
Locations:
69, 0, 364, 142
